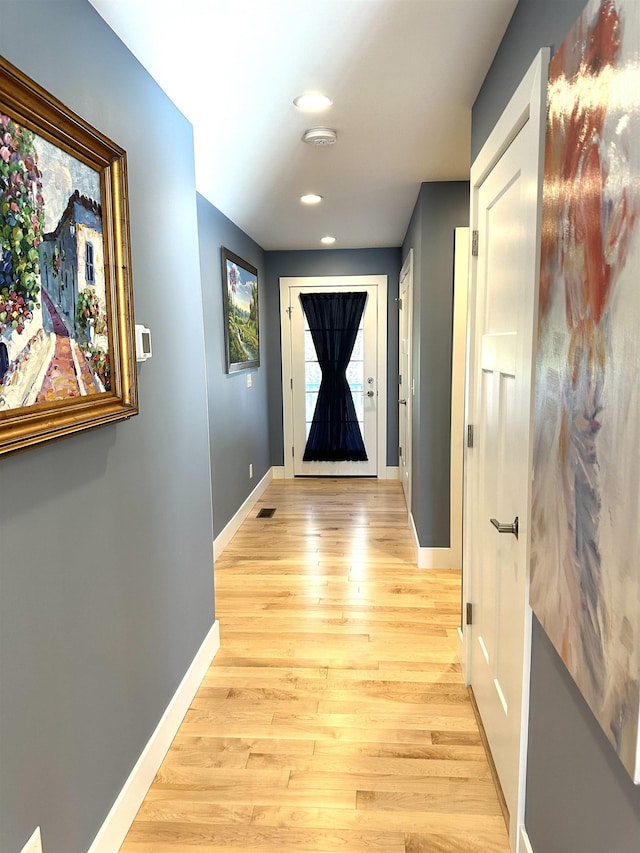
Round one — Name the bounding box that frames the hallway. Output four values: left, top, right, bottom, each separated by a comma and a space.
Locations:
120, 479, 509, 852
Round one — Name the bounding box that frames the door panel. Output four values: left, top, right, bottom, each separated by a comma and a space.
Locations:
465, 51, 548, 851
280, 275, 388, 481
471, 123, 529, 830
464, 52, 548, 852
290, 284, 378, 476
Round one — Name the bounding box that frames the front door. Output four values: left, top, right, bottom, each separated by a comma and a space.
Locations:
465, 51, 548, 852
280, 275, 387, 479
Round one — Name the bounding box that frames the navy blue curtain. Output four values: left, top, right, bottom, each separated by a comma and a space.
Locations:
300, 292, 368, 462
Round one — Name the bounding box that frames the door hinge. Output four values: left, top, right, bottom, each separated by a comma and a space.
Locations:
398, 373, 402, 386
472, 230, 479, 257
399, 445, 402, 458
397, 297, 403, 310
290, 377, 293, 390
292, 446, 295, 458
467, 424, 474, 448
466, 602, 473, 625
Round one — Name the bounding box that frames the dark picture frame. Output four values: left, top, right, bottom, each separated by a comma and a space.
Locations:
0, 55, 137, 456
221, 247, 259, 373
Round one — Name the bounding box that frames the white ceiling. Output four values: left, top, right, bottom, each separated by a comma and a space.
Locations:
88, 0, 517, 250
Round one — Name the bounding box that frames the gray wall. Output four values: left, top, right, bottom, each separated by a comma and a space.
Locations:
402, 182, 470, 548
263, 248, 402, 468
472, 0, 587, 160
472, 0, 640, 849
527, 617, 640, 853
0, 3, 215, 852
197, 195, 270, 537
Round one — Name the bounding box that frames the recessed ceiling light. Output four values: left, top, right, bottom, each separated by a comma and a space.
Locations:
320, 236, 336, 245
293, 93, 333, 112
300, 194, 323, 205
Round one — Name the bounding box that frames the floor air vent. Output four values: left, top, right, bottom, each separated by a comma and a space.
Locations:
257, 508, 276, 518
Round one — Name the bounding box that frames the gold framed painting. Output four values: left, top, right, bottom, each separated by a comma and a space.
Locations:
0, 55, 137, 457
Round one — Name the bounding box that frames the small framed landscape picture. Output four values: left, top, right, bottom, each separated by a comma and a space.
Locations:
221, 247, 259, 373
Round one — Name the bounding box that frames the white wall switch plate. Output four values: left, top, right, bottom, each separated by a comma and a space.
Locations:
135, 324, 152, 362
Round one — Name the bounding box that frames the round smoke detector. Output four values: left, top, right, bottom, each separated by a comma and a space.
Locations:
302, 127, 337, 146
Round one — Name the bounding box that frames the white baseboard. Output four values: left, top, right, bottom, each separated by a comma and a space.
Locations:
87, 620, 220, 853
417, 547, 458, 569
269, 466, 396, 481
519, 825, 534, 853
409, 513, 460, 569
214, 468, 274, 559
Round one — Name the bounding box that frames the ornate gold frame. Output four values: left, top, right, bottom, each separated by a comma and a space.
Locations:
0, 56, 137, 456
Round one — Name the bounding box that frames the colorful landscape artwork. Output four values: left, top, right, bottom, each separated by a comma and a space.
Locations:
531, 0, 640, 781
221, 247, 259, 373
0, 113, 110, 410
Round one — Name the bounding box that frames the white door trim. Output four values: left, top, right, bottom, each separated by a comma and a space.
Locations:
398, 249, 413, 513
280, 275, 388, 480
461, 48, 549, 853
450, 228, 469, 571
410, 233, 467, 574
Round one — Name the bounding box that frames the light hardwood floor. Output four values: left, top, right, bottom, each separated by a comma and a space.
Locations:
120, 478, 510, 853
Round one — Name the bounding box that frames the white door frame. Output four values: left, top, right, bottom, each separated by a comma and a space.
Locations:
398, 250, 413, 512
280, 275, 388, 480
450, 228, 469, 571
460, 49, 549, 853
409, 234, 469, 573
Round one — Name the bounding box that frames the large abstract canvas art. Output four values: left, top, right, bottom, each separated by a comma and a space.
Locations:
531, 0, 640, 781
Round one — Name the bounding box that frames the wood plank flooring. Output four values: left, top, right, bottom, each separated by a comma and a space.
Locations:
120, 479, 509, 853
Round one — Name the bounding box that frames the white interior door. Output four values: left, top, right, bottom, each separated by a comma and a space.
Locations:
471, 129, 529, 827
465, 51, 548, 853
398, 251, 413, 508
280, 276, 387, 478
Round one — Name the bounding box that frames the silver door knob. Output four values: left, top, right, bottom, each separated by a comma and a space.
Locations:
398, 399, 407, 405
490, 516, 519, 538
367, 390, 375, 397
